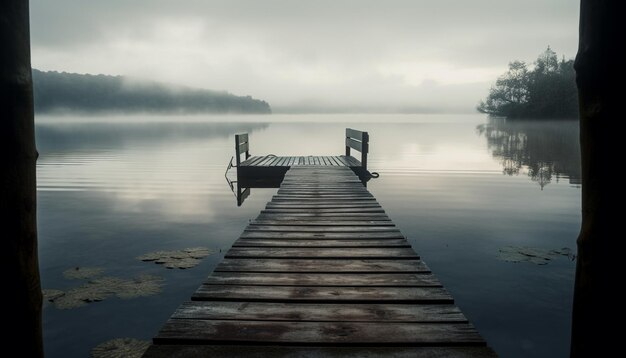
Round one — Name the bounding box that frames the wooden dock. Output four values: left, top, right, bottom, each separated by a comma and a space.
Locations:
144, 162, 496, 356
233, 129, 371, 188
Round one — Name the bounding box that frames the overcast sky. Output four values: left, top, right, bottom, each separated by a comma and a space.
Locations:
30, 0, 579, 113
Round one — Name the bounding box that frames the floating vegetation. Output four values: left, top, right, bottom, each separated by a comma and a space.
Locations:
42, 289, 65, 302
44, 273, 163, 309
63, 266, 105, 280
90, 338, 150, 358
137, 247, 213, 269
497, 246, 575, 265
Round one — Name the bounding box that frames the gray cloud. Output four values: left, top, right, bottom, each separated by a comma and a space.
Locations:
30, 0, 579, 112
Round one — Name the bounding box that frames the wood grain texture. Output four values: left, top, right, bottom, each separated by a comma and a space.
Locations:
147, 165, 492, 356
203, 272, 440, 287
215, 259, 430, 273
144, 345, 498, 358
172, 301, 463, 322
154, 320, 482, 345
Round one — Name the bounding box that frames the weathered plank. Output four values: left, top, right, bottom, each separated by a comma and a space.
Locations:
233, 239, 409, 247
203, 272, 440, 287
240, 231, 404, 239
172, 301, 464, 322
250, 220, 394, 226
192, 285, 452, 303
255, 214, 391, 220
215, 259, 430, 273
144, 345, 498, 358
154, 320, 483, 345
224, 247, 418, 259
258, 210, 391, 220
261, 208, 386, 214
274, 194, 373, 198
244, 226, 399, 232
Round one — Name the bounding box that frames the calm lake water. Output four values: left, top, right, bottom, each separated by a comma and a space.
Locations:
36, 113, 580, 358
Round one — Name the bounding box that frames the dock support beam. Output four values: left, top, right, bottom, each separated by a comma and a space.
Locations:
572, 1, 619, 356
0, 1, 43, 357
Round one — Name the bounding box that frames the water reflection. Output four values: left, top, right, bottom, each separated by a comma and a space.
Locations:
477, 118, 581, 189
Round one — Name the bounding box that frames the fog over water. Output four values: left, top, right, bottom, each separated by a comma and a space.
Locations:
30, 0, 578, 112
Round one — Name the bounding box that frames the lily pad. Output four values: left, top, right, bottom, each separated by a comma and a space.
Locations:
497, 246, 575, 265
44, 274, 163, 309
90, 338, 150, 358
63, 267, 105, 280
42, 289, 65, 302
138, 247, 213, 269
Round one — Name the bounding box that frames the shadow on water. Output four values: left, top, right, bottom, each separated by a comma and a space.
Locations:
476, 118, 580, 189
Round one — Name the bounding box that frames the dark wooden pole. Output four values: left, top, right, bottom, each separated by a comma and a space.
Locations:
1, 1, 43, 356
572, 1, 620, 356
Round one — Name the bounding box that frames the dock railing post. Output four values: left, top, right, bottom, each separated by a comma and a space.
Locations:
234, 133, 250, 167
361, 131, 369, 173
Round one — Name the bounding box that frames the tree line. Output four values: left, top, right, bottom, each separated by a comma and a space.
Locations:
477, 47, 578, 119
32, 69, 271, 114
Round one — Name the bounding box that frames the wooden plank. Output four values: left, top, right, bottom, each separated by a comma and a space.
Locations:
328, 156, 339, 166
203, 272, 439, 287
277, 189, 367, 192
249, 220, 394, 226
255, 214, 390, 220
215, 259, 429, 273
282, 178, 362, 182
272, 199, 377, 204
257, 155, 277, 166
144, 345, 498, 358
233, 239, 409, 247
240, 231, 404, 239
154, 320, 484, 345
235, 133, 249, 144
346, 138, 363, 152
276, 188, 370, 192
254, 218, 391, 223
261, 208, 386, 214
265, 204, 382, 209
224, 247, 418, 259
244, 226, 397, 233
269, 156, 283, 166
171, 301, 463, 322
346, 128, 365, 141
257, 212, 388, 217
274, 157, 285, 166
238, 141, 249, 153
240, 156, 262, 166
273, 196, 374, 200
192, 285, 451, 303
342, 155, 361, 166
274, 192, 372, 196
241, 155, 264, 167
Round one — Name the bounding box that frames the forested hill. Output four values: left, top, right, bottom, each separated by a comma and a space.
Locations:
32, 70, 271, 114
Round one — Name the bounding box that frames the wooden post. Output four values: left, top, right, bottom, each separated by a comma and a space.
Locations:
0, 1, 43, 357
235, 134, 242, 167
345, 133, 351, 157
361, 132, 369, 173
571, 1, 619, 356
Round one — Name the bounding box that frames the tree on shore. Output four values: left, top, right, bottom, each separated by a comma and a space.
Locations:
478, 47, 578, 119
